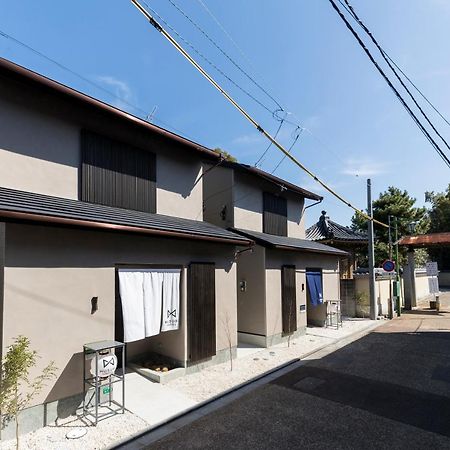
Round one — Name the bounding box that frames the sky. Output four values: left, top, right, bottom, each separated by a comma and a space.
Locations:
1, 0, 449, 228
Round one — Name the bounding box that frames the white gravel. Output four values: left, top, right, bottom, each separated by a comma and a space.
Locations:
0, 411, 148, 450
166, 318, 377, 402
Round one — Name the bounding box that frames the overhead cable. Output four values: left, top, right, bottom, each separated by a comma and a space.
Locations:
328, 0, 450, 169
338, 0, 450, 128
140, 1, 276, 116
271, 127, 303, 174
340, 0, 450, 156
166, 0, 283, 111
130, 0, 390, 228
0, 29, 196, 139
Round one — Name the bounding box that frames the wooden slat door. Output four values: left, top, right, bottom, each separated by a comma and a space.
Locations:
282, 265, 297, 335
188, 263, 216, 362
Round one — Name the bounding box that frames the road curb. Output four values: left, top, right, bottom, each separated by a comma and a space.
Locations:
110, 320, 382, 449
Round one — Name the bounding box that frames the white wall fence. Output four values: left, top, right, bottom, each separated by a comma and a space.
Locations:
341, 269, 438, 317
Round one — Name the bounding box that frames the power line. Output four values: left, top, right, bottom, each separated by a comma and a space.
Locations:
168, 0, 368, 175
0, 29, 198, 140
254, 119, 285, 167
196, 0, 257, 73
271, 127, 303, 174
328, 0, 450, 169
337, 1, 450, 129
130, 0, 389, 228
166, 0, 283, 111
140, 1, 277, 116
339, 0, 450, 157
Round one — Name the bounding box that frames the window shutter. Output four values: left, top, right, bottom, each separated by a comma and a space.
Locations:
81, 130, 156, 213
263, 192, 287, 236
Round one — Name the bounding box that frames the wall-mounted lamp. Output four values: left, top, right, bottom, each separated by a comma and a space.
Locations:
239, 280, 247, 292
220, 205, 227, 221
91, 297, 98, 315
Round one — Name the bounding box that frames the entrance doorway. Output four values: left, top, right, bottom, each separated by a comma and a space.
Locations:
306, 268, 326, 327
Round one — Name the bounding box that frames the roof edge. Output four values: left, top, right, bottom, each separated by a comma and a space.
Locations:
221, 161, 323, 201
0, 209, 252, 246
0, 58, 219, 161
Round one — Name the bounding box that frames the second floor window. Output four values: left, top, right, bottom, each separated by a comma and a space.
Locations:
263, 192, 287, 236
81, 130, 156, 213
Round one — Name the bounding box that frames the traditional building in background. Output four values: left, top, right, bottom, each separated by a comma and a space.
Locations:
306, 211, 368, 279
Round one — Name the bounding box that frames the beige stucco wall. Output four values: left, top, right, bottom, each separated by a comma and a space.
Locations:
266, 249, 340, 331
202, 164, 234, 228
233, 172, 306, 237
3, 223, 237, 406
156, 153, 204, 220
287, 197, 305, 239
236, 245, 266, 336
233, 173, 263, 232
0, 80, 205, 219
0, 96, 79, 199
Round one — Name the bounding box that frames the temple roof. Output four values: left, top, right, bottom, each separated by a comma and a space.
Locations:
306, 211, 368, 243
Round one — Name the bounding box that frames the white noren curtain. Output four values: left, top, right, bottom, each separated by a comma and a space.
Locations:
119, 269, 181, 342
118, 271, 145, 343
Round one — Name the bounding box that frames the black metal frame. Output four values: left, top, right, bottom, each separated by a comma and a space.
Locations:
83, 340, 126, 426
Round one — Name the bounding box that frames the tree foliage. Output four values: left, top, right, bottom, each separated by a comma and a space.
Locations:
351, 186, 430, 267
213, 147, 237, 163
426, 184, 450, 269
0, 336, 57, 450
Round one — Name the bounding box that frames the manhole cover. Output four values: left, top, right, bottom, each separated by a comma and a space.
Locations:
293, 377, 326, 392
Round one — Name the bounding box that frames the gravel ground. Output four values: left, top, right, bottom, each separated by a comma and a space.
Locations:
166, 318, 377, 402
0, 411, 148, 450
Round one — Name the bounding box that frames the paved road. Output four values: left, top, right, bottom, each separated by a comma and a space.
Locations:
142, 294, 450, 449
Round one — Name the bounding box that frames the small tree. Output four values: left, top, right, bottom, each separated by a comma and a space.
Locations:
222, 314, 234, 371
0, 336, 57, 450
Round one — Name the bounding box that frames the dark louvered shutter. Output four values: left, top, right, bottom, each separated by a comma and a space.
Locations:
81, 130, 156, 213
281, 265, 297, 335
188, 263, 216, 362
263, 192, 287, 236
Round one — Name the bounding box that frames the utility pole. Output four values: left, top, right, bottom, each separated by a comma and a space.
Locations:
388, 215, 393, 319
367, 179, 377, 320
394, 217, 401, 316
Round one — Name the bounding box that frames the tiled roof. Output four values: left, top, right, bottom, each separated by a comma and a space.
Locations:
398, 232, 450, 247
221, 161, 322, 201
232, 228, 348, 256
306, 212, 367, 242
0, 187, 251, 245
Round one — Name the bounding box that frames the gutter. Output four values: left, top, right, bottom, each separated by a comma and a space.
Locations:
0, 210, 252, 246
272, 243, 348, 257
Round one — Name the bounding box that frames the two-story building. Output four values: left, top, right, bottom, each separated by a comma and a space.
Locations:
203, 161, 347, 347
0, 58, 253, 431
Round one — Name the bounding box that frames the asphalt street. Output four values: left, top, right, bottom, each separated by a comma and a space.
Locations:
134, 293, 450, 450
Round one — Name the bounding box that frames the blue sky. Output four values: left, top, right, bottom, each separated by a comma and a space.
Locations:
1, 0, 449, 228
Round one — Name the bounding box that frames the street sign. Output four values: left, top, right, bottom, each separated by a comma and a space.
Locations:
429, 277, 439, 294
382, 260, 395, 272
426, 261, 439, 277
